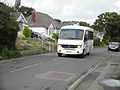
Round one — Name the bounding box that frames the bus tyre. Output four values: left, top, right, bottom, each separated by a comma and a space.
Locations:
58, 53, 62, 57
87, 47, 91, 55
80, 49, 85, 58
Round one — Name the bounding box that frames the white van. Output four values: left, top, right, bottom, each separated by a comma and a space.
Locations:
57, 25, 94, 57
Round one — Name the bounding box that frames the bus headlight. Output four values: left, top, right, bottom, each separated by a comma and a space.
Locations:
57, 44, 62, 48
77, 45, 82, 48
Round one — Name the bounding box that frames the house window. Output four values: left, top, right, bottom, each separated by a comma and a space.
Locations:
46, 29, 48, 35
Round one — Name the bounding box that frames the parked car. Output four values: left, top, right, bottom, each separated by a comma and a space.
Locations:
108, 42, 120, 51
31, 32, 47, 40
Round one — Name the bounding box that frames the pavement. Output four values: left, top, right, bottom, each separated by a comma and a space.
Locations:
75, 51, 120, 90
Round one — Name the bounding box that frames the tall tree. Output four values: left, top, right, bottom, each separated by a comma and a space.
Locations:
54, 19, 62, 23
79, 21, 90, 27
92, 12, 120, 42
0, 2, 19, 49
18, 6, 34, 17
14, 0, 21, 11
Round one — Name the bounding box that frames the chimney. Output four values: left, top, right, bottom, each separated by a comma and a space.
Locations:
31, 9, 36, 23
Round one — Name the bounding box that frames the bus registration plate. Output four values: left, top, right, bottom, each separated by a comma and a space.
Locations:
66, 51, 72, 53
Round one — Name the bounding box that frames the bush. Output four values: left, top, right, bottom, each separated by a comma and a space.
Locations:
0, 48, 21, 60
17, 33, 25, 39
16, 38, 46, 51
52, 33, 59, 41
23, 26, 32, 37
94, 36, 105, 47
45, 38, 55, 43
0, 2, 19, 50
16, 40, 30, 50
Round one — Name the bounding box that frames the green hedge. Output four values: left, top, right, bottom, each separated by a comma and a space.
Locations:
23, 26, 32, 37
0, 2, 19, 50
0, 48, 21, 60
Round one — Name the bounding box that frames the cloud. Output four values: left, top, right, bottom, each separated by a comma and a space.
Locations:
111, 1, 120, 13
2, 0, 120, 24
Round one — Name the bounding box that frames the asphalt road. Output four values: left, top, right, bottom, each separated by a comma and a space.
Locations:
75, 49, 120, 90
0, 48, 118, 90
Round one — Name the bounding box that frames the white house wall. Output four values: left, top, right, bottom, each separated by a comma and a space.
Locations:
17, 13, 28, 31
55, 29, 60, 33
30, 27, 47, 36
48, 23, 56, 37
17, 14, 27, 23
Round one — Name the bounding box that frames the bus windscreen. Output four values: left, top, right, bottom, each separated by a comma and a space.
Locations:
59, 29, 84, 40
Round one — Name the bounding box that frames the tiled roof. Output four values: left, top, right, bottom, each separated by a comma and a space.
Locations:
11, 12, 21, 20
26, 12, 61, 29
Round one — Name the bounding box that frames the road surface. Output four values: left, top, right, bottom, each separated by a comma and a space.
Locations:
0, 48, 119, 90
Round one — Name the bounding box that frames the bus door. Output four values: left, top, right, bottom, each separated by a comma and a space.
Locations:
84, 30, 89, 53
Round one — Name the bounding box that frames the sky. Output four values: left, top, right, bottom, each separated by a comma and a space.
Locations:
1, 0, 120, 25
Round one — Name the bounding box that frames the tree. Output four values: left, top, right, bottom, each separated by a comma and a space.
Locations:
23, 26, 32, 37
79, 21, 90, 27
14, 0, 21, 11
94, 36, 104, 47
92, 12, 120, 42
52, 33, 59, 41
54, 19, 62, 23
18, 6, 34, 17
0, 2, 19, 50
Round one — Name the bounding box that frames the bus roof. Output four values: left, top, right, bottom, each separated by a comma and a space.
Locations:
61, 25, 94, 31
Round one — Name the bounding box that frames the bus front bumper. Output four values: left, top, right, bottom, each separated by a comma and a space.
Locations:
57, 48, 83, 55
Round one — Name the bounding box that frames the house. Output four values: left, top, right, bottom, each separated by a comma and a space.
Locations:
94, 30, 104, 41
11, 12, 27, 33
26, 10, 61, 37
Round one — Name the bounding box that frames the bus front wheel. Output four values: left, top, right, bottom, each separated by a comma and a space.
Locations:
87, 47, 91, 55
58, 53, 62, 57
80, 49, 85, 58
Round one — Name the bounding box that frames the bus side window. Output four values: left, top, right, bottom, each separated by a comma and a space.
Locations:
88, 31, 93, 40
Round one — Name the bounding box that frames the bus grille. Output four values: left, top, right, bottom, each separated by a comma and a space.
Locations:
62, 45, 77, 48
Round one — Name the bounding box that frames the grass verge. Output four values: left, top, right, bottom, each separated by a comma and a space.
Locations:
0, 48, 22, 60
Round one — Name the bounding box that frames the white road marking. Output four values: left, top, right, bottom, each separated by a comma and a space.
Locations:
88, 62, 111, 90
53, 59, 57, 61
52, 58, 61, 61
42, 54, 56, 56
10, 63, 42, 73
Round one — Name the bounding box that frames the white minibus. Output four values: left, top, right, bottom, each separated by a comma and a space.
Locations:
57, 25, 94, 57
